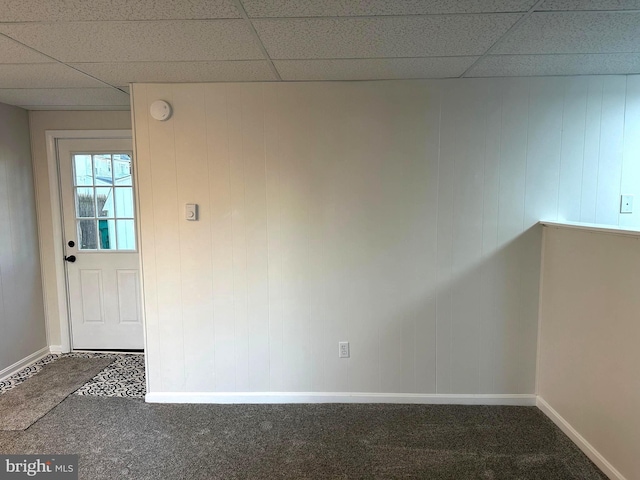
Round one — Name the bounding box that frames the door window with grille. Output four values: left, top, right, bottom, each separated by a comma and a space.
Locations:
72, 153, 136, 251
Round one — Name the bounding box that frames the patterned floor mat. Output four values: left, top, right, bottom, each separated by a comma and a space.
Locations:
0, 353, 145, 398
75, 354, 145, 398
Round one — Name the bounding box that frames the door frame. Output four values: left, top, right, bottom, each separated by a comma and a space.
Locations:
44, 130, 145, 353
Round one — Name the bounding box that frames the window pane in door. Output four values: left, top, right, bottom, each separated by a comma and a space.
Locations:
94, 154, 112, 185
99, 219, 116, 250
95, 187, 113, 218
71, 151, 135, 252
116, 220, 136, 250
75, 188, 95, 217
113, 154, 132, 186
115, 187, 134, 218
73, 155, 93, 186
78, 219, 98, 250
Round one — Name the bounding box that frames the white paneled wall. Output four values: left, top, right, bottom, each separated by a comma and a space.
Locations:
132, 76, 640, 398
0, 102, 47, 373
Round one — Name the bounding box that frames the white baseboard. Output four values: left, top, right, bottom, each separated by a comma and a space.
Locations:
48, 345, 65, 354
537, 396, 626, 480
146, 392, 536, 405
0, 346, 50, 382
72, 350, 143, 355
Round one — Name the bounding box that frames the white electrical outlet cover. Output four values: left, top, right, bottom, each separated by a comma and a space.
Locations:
621, 195, 634, 214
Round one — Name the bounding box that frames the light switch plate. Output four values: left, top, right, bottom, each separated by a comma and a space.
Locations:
185, 203, 198, 221
620, 195, 633, 214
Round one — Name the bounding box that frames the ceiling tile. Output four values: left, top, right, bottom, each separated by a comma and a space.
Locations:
0, 63, 107, 88
468, 53, 640, 76
495, 12, 640, 54
537, 0, 640, 10
254, 15, 521, 59
0, 88, 130, 107
243, 0, 536, 17
70, 61, 277, 85
274, 57, 478, 80
0, 21, 264, 63
0, 0, 240, 21
0, 35, 51, 63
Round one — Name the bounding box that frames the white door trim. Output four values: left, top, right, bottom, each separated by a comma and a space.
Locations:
44, 130, 135, 353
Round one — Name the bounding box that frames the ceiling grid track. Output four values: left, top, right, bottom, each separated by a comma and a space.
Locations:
460, 0, 548, 78
233, 0, 282, 81
0, 32, 129, 95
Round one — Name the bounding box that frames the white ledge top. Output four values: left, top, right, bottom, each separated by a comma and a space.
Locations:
539, 220, 640, 237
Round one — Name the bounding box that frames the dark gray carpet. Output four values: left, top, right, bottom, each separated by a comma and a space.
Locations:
0, 357, 114, 430
0, 396, 606, 479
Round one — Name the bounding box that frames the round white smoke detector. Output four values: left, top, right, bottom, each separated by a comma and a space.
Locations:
150, 100, 172, 121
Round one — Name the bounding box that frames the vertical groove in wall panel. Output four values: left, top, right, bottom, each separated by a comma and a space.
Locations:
434, 83, 458, 394
342, 83, 412, 393
595, 76, 627, 226
206, 84, 236, 392
307, 85, 332, 393
132, 85, 161, 391
406, 81, 440, 394
174, 85, 215, 392
146, 84, 185, 392
263, 84, 284, 391
580, 76, 604, 223
519, 77, 565, 394
524, 77, 564, 228
450, 79, 488, 394
361, 81, 423, 393
318, 84, 348, 393
497, 78, 530, 244
620, 76, 640, 229
494, 78, 530, 394
273, 86, 294, 392
337, 83, 374, 393
227, 84, 250, 392
478, 80, 502, 394
277, 84, 315, 392
241, 84, 270, 392
558, 77, 589, 223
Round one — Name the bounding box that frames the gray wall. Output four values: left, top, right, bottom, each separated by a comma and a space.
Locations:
0, 102, 46, 373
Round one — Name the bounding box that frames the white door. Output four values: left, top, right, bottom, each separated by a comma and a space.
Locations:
58, 138, 143, 350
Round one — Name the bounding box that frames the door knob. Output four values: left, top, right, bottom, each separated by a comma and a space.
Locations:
64, 255, 77, 263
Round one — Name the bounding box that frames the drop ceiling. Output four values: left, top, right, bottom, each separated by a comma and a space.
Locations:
0, 0, 639, 110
